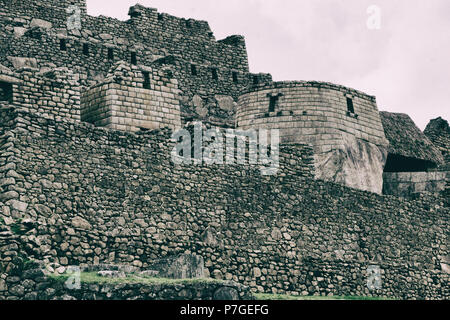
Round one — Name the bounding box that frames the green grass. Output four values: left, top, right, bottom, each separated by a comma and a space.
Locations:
49, 272, 222, 286
255, 293, 391, 301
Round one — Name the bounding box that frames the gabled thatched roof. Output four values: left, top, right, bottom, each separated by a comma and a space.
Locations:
380, 111, 444, 165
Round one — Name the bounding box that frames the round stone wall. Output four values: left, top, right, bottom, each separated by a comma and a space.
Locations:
236, 81, 389, 194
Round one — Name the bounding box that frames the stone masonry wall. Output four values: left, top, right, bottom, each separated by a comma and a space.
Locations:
236, 81, 389, 194
81, 62, 181, 132
152, 56, 272, 127
0, 259, 253, 301
0, 107, 448, 299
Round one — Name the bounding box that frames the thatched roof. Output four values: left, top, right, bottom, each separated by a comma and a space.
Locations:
380, 112, 444, 165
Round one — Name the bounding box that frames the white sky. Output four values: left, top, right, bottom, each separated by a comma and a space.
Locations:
87, 0, 450, 129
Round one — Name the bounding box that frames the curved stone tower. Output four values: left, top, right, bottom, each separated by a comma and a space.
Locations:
236, 81, 389, 193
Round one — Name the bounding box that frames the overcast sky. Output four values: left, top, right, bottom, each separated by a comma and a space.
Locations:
87, 0, 449, 130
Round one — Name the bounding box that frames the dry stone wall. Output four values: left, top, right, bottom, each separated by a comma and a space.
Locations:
0, 0, 247, 72
0, 107, 448, 299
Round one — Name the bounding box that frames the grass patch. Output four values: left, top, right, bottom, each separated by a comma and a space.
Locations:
255, 293, 390, 301
49, 272, 222, 286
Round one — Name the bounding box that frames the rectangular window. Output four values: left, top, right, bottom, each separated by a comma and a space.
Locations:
60, 38, 67, 51
108, 48, 114, 60
269, 95, 279, 113
191, 64, 197, 76
143, 71, 150, 89
232, 72, 238, 83
253, 75, 259, 85
211, 68, 218, 80
82, 43, 89, 55
0, 81, 13, 103
131, 52, 137, 65
346, 97, 355, 114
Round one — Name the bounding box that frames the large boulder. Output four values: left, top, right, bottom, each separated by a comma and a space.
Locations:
13, 27, 27, 38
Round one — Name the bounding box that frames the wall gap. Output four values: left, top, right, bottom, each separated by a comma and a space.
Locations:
347, 97, 355, 114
